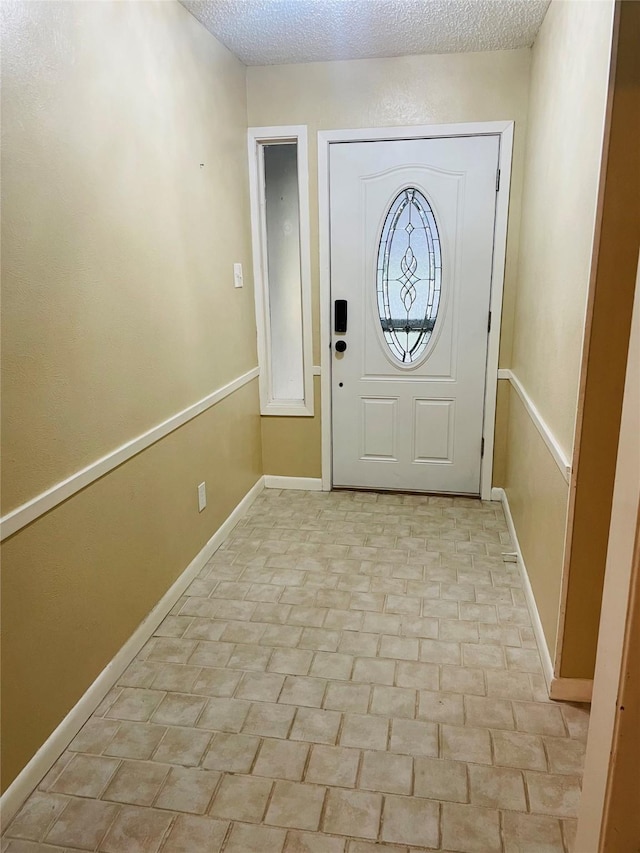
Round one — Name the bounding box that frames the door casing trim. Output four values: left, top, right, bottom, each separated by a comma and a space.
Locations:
318, 121, 514, 499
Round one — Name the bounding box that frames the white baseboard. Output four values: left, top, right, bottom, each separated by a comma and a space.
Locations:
264, 476, 323, 491
0, 476, 265, 825
492, 487, 554, 692
549, 677, 594, 703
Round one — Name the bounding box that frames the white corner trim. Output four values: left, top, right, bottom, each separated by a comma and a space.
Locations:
0, 476, 265, 825
264, 476, 323, 491
492, 487, 554, 691
0, 367, 260, 542
498, 369, 572, 483
549, 677, 594, 704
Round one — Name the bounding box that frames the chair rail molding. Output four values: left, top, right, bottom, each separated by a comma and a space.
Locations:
0, 367, 260, 541
497, 368, 572, 482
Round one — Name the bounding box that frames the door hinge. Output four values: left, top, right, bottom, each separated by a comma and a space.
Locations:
488, 311, 492, 334
481, 437, 485, 458
496, 168, 501, 192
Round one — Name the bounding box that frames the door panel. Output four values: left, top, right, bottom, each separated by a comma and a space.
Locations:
330, 136, 500, 494
413, 399, 455, 463
361, 397, 397, 460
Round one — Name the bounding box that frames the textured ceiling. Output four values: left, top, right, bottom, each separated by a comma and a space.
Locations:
180, 0, 550, 66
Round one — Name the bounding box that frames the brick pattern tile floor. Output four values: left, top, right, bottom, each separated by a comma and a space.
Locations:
3, 488, 589, 852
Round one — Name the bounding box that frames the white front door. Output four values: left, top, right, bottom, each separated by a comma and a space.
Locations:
330, 135, 500, 494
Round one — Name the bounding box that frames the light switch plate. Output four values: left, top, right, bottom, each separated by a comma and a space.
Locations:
233, 262, 243, 288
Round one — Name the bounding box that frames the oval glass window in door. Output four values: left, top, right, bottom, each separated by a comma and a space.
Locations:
376, 187, 442, 364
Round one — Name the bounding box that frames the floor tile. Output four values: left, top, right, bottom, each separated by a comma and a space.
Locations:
153, 726, 211, 766
190, 668, 241, 698
560, 703, 590, 740
237, 672, 286, 702
322, 789, 382, 839
506, 646, 543, 673
105, 688, 165, 722
324, 682, 370, 713
525, 771, 582, 818
562, 818, 578, 852
160, 814, 228, 852
103, 760, 169, 806
197, 698, 251, 732
224, 822, 286, 852
543, 736, 586, 775
5, 793, 68, 842
290, 708, 342, 744
441, 802, 501, 852
279, 676, 328, 708
304, 745, 360, 788
202, 732, 260, 773
380, 794, 439, 847
379, 636, 419, 661
50, 754, 119, 798
492, 730, 548, 771
441, 724, 492, 764
414, 756, 467, 803
310, 653, 354, 681
104, 723, 167, 760
253, 739, 310, 781
418, 690, 464, 724
69, 718, 120, 755
227, 643, 272, 671
151, 693, 205, 727
502, 811, 565, 853
370, 686, 415, 719
284, 830, 346, 852
485, 670, 533, 700
347, 842, 411, 853
269, 648, 314, 676
300, 628, 341, 652
45, 798, 119, 849
338, 632, 379, 658
154, 766, 220, 814
464, 695, 514, 730
352, 657, 395, 686
340, 713, 388, 751
209, 774, 272, 822
388, 718, 438, 757
265, 781, 326, 830
513, 701, 567, 736
360, 750, 412, 794
468, 763, 527, 811
99, 805, 172, 853
440, 665, 485, 695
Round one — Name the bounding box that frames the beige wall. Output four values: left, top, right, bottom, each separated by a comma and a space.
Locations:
504, 0, 615, 659
0, 0, 261, 788
1, 0, 258, 510
262, 379, 323, 477
247, 49, 532, 479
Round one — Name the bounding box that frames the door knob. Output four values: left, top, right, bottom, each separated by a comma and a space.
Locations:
335, 340, 347, 353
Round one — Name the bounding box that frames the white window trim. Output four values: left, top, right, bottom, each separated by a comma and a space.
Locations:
248, 126, 314, 416
318, 121, 514, 498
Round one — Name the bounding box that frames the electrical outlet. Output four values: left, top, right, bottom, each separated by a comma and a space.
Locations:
233, 262, 243, 288
197, 482, 207, 512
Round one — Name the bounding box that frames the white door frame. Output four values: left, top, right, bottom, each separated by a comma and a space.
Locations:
318, 121, 514, 499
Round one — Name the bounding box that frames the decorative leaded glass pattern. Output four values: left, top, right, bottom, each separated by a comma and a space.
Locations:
376, 187, 442, 364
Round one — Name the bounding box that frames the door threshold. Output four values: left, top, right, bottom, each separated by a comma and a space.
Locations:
331, 486, 481, 499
